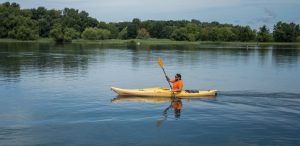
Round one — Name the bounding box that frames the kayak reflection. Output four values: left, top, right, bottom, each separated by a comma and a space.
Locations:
111, 96, 216, 127
111, 96, 171, 103
111, 95, 216, 104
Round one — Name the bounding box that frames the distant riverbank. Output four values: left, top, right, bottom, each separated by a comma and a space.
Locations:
1, 38, 300, 46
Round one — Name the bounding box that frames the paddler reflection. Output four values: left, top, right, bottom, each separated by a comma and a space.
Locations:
112, 96, 183, 118
163, 98, 182, 119
156, 98, 183, 128
173, 98, 182, 118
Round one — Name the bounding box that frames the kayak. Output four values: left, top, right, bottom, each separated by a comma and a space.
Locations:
111, 87, 217, 97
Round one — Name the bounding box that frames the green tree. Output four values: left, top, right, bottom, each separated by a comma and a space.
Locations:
127, 18, 140, 39
257, 25, 272, 42
207, 27, 220, 41
136, 28, 150, 39
8, 25, 38, 40
161, 26, 175, 39
118, 27, 128, 39
185, 23, 199, 41
218, 27, 237, 41
107, 23, 119, 39
296, 36, 300, 42
81, 27, 111, 40
97, 21, 109, 29
96, 28, 111, 40
50, 23, 64, 42
18, 13, 39, 40
64, 28, 80, 42
197, 28, 209, 41
0, 2, 21, 37
273, 21, 299, 42
81, 27, 98, 40
171, 28, 192, 41
148, 21, 164, 38
236, 26, 256, 42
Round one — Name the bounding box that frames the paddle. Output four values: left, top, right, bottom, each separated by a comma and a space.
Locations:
157, 57, 176, 98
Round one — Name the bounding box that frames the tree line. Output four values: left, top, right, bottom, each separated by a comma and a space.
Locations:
1, 2, 300, 42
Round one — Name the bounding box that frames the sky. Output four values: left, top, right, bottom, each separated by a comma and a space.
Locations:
1, 0, 300, 30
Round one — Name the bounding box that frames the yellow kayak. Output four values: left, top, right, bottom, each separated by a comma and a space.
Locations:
111, 87, 217, 97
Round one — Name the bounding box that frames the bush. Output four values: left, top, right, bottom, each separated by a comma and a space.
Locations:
50, 24, 64, 42
296, 36, 300, 42
82, 27, 111, 40
96, 29, 111, 40
171, 28, 193, 41
82, 27, 97, 40
50, 24, 79, 42
136, 28, 150, 39
64, 28, 80, 42
5, 16, 39, 40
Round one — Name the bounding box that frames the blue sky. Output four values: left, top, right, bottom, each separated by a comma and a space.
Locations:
1, 0, 300, 30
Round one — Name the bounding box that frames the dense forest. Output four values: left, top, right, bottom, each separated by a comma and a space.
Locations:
1, 2, 300, 42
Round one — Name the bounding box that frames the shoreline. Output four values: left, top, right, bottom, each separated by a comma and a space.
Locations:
0, 38, 300, 46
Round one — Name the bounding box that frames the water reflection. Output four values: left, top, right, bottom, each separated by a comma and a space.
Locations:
272, 48, 300, 67
156, 98, 182, 128
0, 42, 104, 81
112, 96, 216, 128
163, 98, 183, 119
1, 42, 300, 82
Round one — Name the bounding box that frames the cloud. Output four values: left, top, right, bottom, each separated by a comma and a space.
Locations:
65, 0, 241, 14
256, 8, 277, 23
241, 0, 300, 6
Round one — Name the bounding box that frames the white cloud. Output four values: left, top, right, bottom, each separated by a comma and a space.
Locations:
85, 0, 240, 11
256, 8, 277, 23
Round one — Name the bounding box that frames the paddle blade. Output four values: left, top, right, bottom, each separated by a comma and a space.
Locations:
157, 57, 164, 68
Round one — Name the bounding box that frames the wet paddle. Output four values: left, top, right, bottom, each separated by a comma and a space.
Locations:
157, 57, 176, 98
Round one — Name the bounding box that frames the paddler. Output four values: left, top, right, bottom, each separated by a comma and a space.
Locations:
166, 73, 184, 92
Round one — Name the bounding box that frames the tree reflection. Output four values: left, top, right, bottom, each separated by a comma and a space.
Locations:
1, 42, 300, 82
272, 48, 300, 67
0, 42, 106, 81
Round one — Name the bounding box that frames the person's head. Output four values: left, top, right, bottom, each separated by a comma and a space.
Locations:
175, 73, 181, 80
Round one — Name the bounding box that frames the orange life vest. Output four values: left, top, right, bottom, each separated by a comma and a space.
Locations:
170, 79, 184, 91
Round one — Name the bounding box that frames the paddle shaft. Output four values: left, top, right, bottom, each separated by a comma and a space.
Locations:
161, 67, 173, 89
158, 56, 176, 98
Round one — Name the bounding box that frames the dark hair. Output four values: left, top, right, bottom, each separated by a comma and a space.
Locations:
176, 73, 181, 80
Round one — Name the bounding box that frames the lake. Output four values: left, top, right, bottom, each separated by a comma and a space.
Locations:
0, 42, 300, 145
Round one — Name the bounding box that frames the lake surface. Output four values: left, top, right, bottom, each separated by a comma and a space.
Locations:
0, 42, 300, 145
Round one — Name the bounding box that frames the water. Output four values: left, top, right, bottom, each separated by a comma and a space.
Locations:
0, 42, 300, 145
